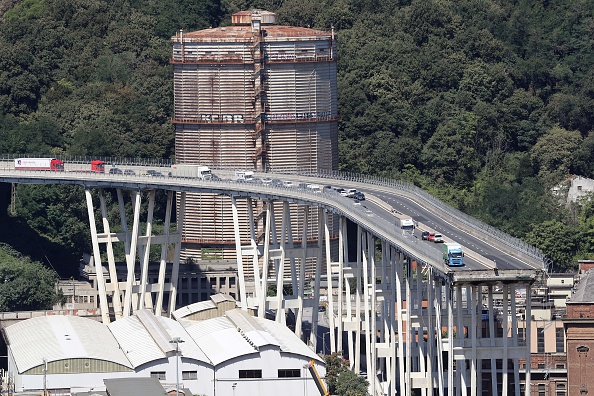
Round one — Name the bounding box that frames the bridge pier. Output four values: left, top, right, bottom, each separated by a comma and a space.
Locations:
82, 188, 536, 396
85, 188, 184, 322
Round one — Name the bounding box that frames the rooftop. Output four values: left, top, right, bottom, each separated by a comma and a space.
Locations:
568, 269, 594, 303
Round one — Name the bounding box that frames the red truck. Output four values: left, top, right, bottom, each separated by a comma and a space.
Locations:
14, 158, 105, 173
14, 158, 64, 171
70, 160, 105, 173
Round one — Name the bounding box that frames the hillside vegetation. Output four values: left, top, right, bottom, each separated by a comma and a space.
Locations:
0, 0, 593, 273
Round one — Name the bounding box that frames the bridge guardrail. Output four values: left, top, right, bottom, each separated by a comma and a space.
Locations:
265, 167, 545, 267
0, 165, 448, 274
0, 156, 544, 269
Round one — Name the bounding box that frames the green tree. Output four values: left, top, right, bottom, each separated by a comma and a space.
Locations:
0, 245, 61, 311
335, 369, 370, 396
524, 220, 579, 272
324, 352, 349, 394
324, 352, 369, 396
530, 126, 582, 185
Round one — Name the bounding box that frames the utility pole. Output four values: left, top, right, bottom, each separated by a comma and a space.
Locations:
169, 337, 184, 395
42, 358, 47, 396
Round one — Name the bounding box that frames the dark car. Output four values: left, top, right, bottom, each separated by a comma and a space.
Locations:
354, 191, 366, 200
109, 167, 123, 175
147, 170, 165, 177
123, 169, 135, 176
421, 231, 430, 240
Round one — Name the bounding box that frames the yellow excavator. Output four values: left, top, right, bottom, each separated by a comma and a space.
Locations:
308, 360, 330, 396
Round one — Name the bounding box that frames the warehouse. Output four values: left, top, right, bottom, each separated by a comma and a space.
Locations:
3, 302, 325, 396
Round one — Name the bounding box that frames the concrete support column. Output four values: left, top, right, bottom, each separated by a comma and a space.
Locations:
99, 188, 123, 320
502, 285, 509, 396
123, 190, 142, 317
525, 284, 532, 396
155, 191, 174, 316
324, 210, 336, 353
138, 190, 155, 310
231, 195, 248, 309
85, 189, 110, 324
169, 191, 185, 315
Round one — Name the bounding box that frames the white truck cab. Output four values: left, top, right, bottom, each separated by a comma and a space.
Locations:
235, 170, 254, 181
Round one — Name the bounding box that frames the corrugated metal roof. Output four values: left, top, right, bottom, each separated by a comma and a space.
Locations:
152, 315, 210, 364
182, 317, 256, 366
4, 316, 131, 373
211, 293, 236, 305
172, 300, 216, 320
108, 312, 210, 368
109, 314, 165, 368
225, 309, 279, 348
255, 317, 322, 362
136, 309, 175, 354
570, 269, 594, 303
104, 377, 167, 396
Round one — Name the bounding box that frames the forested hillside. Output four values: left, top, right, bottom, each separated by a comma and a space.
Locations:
0, 0, 593, 273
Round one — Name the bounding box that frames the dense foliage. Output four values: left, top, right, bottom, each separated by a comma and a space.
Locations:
0, 0, 593, 272
0, 244, 61, 311
323, 352, 369, 395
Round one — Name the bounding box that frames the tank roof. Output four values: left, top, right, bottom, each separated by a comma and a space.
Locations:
174, 25, 332, 42
232, 10, 278, 25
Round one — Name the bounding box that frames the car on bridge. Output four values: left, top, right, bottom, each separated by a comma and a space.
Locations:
421, 231, 430, 240
427, 232, 436, 242
109, 167, 123, 175
433, 233, 443, 243
123, 169, 135, 176
146, 170, 165, 177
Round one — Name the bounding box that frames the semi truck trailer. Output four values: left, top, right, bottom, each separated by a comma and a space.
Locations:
14, 158, 64, 171
442, 242, 464, 267
169, 164, 213, 180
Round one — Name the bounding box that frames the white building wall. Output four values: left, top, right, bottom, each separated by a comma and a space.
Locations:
567, 176, 594, 203
16, 371, 139, 393
214, 347, 325, 396
10, 347, 325, 396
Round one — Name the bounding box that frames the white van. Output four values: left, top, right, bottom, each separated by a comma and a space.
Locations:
346, 189, 358, 198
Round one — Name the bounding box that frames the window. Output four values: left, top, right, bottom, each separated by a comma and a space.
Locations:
182, 371, 197, 380
556, 364, 565, 369
278, 369, 301, 378
537, 330, 545, 353
538, 364, 545, 369
181, 277, 188, 289
220, 277, 226, 286
239, 369, 262, 378
556, 383, 566, 396
556, 328, 564, 353
538, 383, 546, 396
151, 371, 166, 380
210, 277, 217, 286
230, 277, 236, 286
518, 328, 526, 346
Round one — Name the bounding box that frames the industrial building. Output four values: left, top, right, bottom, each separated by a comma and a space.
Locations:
564, 267, 594, 396
3, 295, 325, 396
170, 10, 339, 269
